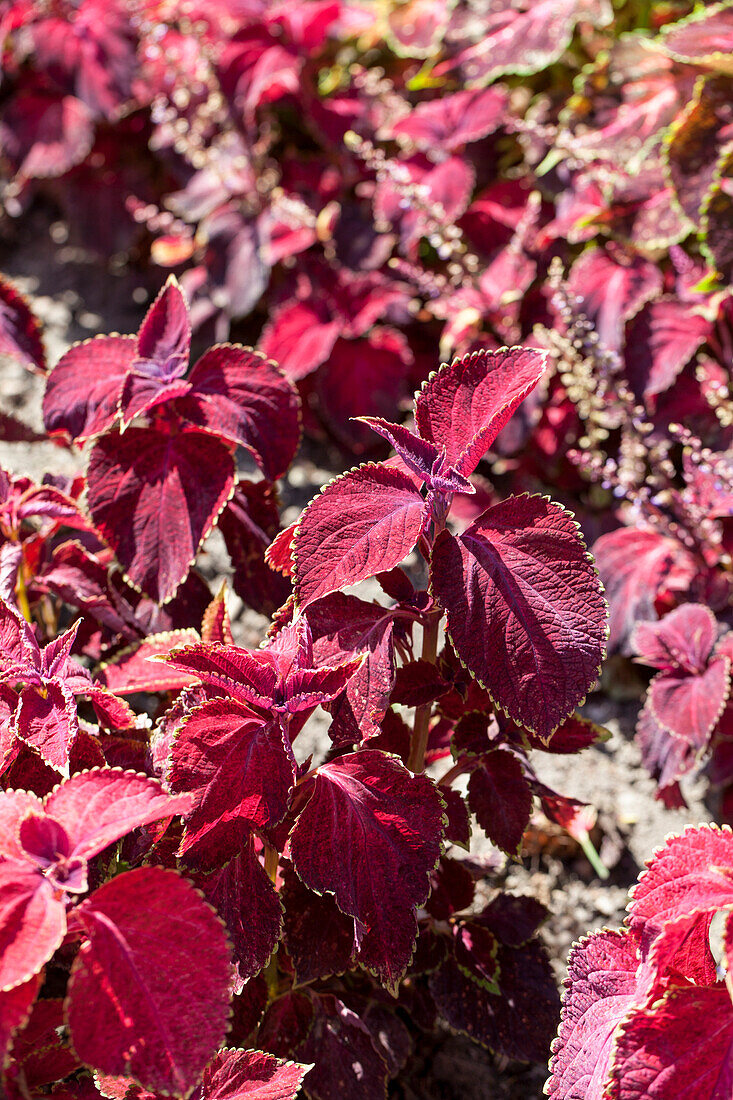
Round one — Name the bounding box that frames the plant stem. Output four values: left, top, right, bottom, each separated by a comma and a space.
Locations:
264, 841, 279, 884
263, 842, 280, 1000
407, 610, 441, 773
15, 564, 31, 623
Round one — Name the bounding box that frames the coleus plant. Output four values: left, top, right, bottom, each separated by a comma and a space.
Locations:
42, 276, 300, 604
546, 823, 733, 1099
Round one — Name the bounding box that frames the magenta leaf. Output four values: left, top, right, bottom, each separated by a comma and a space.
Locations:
96, 630, 201, 694
467, 749, 533, 855
201, 1048, 311, 1100
307, 593, 396, 742
356, 417, 474, 494
546, 930, 640, 1099
0, 860, 65, 992
293, 464, 429, 609
87, 426, 235, 603
432, 495, 607, 741
45, 768, 193, 862
67, 866, 232, 1095
0, 276, 46, 373
567, 246, 663, 350
609, 985, 733, 1100
627, 825, 733, 963
391, 88, 508, 152
647, 658, 730, 751
624, 300, 711, 402
634, 604, 719, 674
289, 750, 445, 989
177, 345, 300, 481
593, 527, 697, 655
219, 482, 291, 616
414, 347, 547, 476
0, 973, 42, 1075
134, 277, 191, 383
260, 299, 340, 382
43, 335, 136, 443
659, 4, 733, 67
15, 680, 78, 776
294, 993, 389, 1100
169, 698, 294, 867
196, 838, 282, 991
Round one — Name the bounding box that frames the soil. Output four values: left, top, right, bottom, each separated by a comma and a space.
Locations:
0, 221, 714, 1098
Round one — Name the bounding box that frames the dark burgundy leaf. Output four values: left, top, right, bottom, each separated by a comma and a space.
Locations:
467, 749, 533, 854
624, 299, 710, 402
0, 276, 45, 373
43, 335, 136, 443
433, 495, 607, 741
567, 246, 663, 350
289, 751, 445, 989
87, 426, 235, 603
281, 862, 355, 985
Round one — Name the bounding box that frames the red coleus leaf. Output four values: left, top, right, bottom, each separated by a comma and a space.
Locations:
546, 929, 640, 1099
196, 838, 282, 991
627, 824, 733, 965
467, 749, 533, 855
0, 860, 65, 993
0, 973, 42, 1078
432, 495, 607, 742
7, 996, 79, 1090
659, 3, 733, 68
609, 984, 733, 1100
593, 528, 697, 655
169, 698, 295, 867
120, 279, 192, 425
43, 335, 136, 443
293, 464, 429, 609
0, 771, 192, 991
414, 347, 547, 476
430, 937, 559, 1064
281, 861, 356, 984
567, 246, 664, 351
294, 992, 389, 1100
624, 299, 711, 402
14, 679, 78, 775
289, 751, 445, 989
647, 657, 730, 752
219, 482, 291, 617
390, 87, 508, 153
0, 276, 45, 373
96, 629, 201, 694
66, 866, 232, 1096
634, 604, 719, 674
260, 299, 341, 382
176, 345, 300, 481
87, 425, 235, 604
199, 1048, 311, 1100
1, 92, 95, 179
357, 416, 474, 494
307, 593, 396, 742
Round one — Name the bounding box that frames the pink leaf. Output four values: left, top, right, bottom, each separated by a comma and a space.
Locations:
0, 276, 45, 373
67, 866, 232, 1095
169, 698, 294, 867
293, 464, 429, 609
546, 930, 640, 1099
660, 5, 733, 67
593, 528, 697, 654
567, 246, 663, 351
648, 658, 730, 752
178, 345, 300, 481
87, 426, 235, 604
260, 300, 340, 381
43, 335, 136, 443
390, 88, 508, 152
414, 347, 547, 476
96, 630, 201, 694
45, 768, 193, 862
0, 973, 42, 1076
0, 860, 66, 992
2, 92, 94, 179
432, 495, 607, 741
609, 984, 733, 1100
289, 750, 445, 989
467, 749, 533, 855
15, 681, 78, 776
634, 604, 718, 674
627, 825, 733, 964
135, 278, 191, 382
624, 300, 711, 402
201, 1048, 311, 1100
